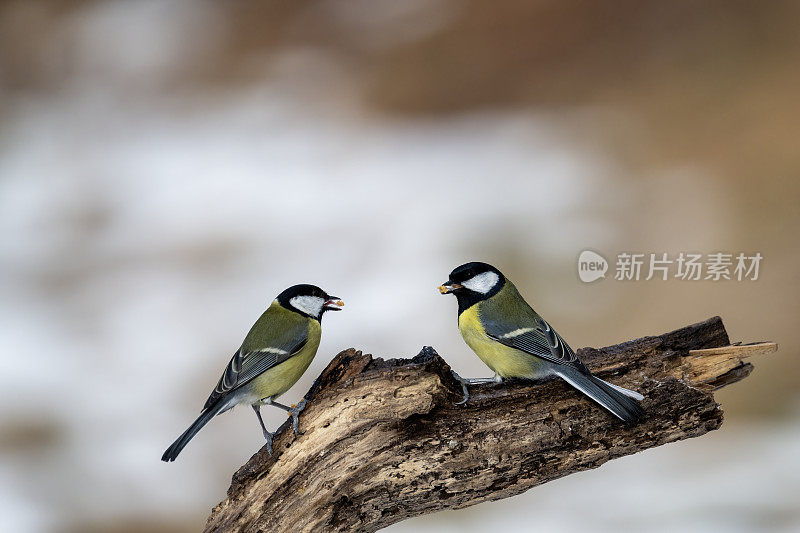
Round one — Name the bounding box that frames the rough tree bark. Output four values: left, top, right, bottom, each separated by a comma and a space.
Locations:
205, 316, 776, 533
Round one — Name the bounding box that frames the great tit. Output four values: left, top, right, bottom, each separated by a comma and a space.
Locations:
161, 284, 344, 461
439, 262, 644, 423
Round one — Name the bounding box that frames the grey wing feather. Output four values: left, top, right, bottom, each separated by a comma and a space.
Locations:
484, 315, 581, 368
535, 318, 579, 363
203, 327, 308, 409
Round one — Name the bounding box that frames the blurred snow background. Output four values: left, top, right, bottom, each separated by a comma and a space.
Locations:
1, 1, 798, 532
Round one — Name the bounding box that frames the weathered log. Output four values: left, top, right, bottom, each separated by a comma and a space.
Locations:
205, 316, 776, 532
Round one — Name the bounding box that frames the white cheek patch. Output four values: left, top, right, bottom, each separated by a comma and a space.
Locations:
290, 295, 324, 317
462, 271, 499, 294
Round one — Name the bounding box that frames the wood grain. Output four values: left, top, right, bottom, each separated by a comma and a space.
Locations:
205, 316, 773, 533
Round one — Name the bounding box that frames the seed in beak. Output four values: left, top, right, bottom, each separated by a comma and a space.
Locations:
438, 283, 462, 294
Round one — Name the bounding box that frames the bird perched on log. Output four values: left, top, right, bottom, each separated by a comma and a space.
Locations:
162, 284, 344, 461
439, 262, 643, 423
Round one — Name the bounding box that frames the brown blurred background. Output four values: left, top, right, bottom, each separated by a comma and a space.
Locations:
1, 1, 798, 532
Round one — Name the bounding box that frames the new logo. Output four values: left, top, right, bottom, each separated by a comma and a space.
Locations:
578, 250, 608, 283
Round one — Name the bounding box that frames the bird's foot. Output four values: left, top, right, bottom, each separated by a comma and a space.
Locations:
263, 428, 274, 457
252, 404, 275, 457
450, 371, 501, 405
287, 398, 307, 435
450, 370, 471, 405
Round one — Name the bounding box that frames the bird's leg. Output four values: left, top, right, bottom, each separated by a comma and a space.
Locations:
450, 370, 502, 405
252, 405, 274, 456
268, 398, 307, 435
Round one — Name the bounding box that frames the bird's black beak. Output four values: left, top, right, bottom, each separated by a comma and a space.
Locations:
438, 282, 462, 294
323, 297, 344, 311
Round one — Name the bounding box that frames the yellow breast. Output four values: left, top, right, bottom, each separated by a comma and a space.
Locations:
458, 304, 541, 379
247, 320, 321, 401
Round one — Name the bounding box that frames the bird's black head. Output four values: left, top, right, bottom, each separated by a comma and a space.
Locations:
439, 262, 505, 313
277, 284, 344, 320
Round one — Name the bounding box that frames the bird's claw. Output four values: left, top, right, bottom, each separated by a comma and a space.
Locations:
450, 371, 501, 405
263, 429, 274, 457
287, 398, 307, 435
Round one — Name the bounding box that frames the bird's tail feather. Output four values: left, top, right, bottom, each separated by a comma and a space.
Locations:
161, 400, 227, 462
555, 368, 645, 424
599, 378, 645, 401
